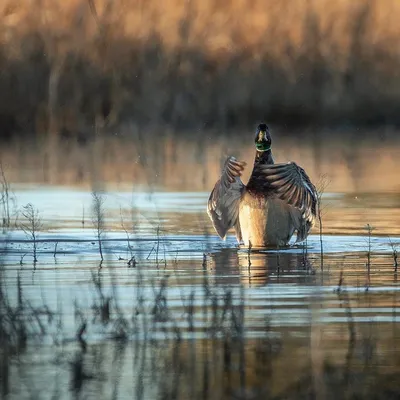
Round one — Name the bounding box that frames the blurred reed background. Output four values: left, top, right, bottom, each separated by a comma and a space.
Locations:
0, 0, 399, 138
0, 0, 399, 191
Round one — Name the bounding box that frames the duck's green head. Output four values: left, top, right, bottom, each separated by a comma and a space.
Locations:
255, 123, 271, 152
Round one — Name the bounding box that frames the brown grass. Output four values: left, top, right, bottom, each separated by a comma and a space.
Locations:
0, 0, 400, 139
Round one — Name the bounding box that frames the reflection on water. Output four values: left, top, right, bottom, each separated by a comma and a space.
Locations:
1, 133, 400, 192
1, 184, 400, 399
210, 249, 315, 287
8, 330, 400, 400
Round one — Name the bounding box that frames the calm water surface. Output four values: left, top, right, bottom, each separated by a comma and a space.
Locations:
1, 187, 400, 399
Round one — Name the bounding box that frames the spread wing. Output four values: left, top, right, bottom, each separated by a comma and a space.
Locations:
258, 162, 318, 242
207, 157, 246, 241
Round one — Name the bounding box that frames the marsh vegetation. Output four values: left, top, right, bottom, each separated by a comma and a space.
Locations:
1, 182, 400, 399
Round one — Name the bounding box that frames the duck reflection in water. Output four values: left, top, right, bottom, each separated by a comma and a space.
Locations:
209, 247, 315, 287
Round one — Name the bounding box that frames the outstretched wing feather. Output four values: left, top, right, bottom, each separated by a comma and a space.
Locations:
258, 162, 318, 242
207, 157, 246, 240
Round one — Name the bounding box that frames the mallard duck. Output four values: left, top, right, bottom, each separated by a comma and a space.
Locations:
207, 123, 318, 247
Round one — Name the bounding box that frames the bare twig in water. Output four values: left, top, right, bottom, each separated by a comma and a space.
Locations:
334, 269, 356, 348
146, 244, 155, 260
156, 225, 160, 265
128, 256, 136, 268
340, 289, 356, 349
70, 351, 93, 393
0, 163, 11, 229
316, 174, 330, 271
202, 253, 207, 269
276, 245, 281, 274
335, 269, 344, 293
53, 242, 58, 258
20, 204, 42, 265
19, 253, 27, 266
365, 224, 375, 290
388, 237, 398, 272
119, 206, 134, 260
151, 275, 169, 322
81, 205, 85, 228
91, 191, 105, 265
76, 322, 87, 348
90, 271, 110, 324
